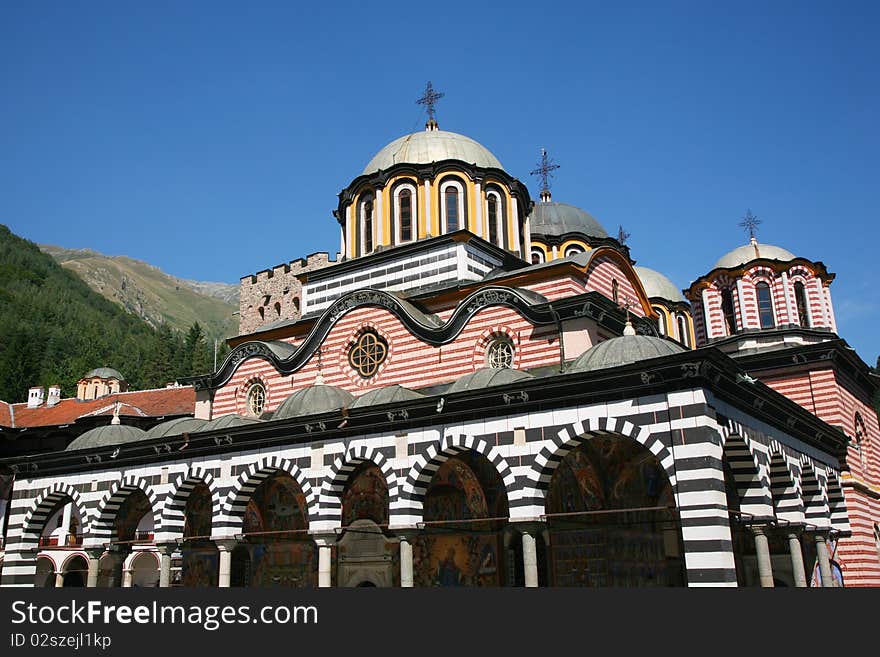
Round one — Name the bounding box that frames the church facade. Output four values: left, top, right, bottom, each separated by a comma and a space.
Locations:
1, 98, 877, 588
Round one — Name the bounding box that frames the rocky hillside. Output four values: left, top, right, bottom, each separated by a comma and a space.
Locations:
40, 245, 239, 340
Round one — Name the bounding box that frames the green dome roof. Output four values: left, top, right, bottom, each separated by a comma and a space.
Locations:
349, 385, 425, 408
66, 424, 146, 451
200, 414, 262, 431
634, 266, 685, 303
713, 241, 797, 270
144, 417, 208, 440
362, 129, 504, 175
529, 202, 608, 240
447, 368, 532, 394
568, 335, 686, 373
83, 367, 125, 380
273, 385, 354, 420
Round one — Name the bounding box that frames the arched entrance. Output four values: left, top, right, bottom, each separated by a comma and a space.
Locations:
545, 434, 684, 586
128, 551, 159, 587
61, 555, 87, 587
336, 462, 395, 587
180, 483, 218, 587
237, 472, 316, 587
413, 451, 509, 587
35, 556, 56, 587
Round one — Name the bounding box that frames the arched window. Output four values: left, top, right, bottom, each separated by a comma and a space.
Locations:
756, 282, 775, 329
394, 184, 416, 244
721, 288, 737, 336
612, 279, 619, 305
246, 383, 266, 416
564, 245, 585, 258
440, 179, 465, 233
361, 195, 375, 255
677, 314, 690, 347
531, 248, 545, 265
485, 189, 505, 248
794, 281, 810, 327
657, 308, 667, 336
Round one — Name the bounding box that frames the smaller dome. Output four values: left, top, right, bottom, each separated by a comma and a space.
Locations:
274, 385, 355, 420
349, 385, 425, 408
144, 417, 208, 440
569, 335, 686, 373
529, 202, 608, 240
713, 241, 797, 270
200, 414, 262, 432
83, 367, 125, 380
66, 424, 146, 451
634, 266, 685, 303
447, 368, 533, 394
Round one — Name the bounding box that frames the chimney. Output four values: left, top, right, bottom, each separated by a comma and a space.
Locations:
27, 386, 45, 408
47, 385, 62, 407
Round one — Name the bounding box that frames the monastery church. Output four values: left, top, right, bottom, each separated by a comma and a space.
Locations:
2, 86, 878, 588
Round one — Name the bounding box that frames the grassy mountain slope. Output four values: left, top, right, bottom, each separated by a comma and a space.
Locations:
40, 245, 239, 341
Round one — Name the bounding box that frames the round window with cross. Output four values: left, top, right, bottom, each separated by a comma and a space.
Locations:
246, 383, 266, 416
486, 336, 515, 369
348, 330, 388, 378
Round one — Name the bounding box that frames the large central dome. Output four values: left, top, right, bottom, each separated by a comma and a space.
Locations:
362, 129, 504, 175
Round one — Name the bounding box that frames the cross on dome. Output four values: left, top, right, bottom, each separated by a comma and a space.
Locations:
530, 147, 561, 202
738, 209, 762, 243
416, 81, 444, 130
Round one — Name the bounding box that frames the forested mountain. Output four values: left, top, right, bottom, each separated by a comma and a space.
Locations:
40, 244, 238, 341
0, 225, 227, 403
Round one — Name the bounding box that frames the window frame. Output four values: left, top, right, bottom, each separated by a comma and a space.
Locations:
393, 182, 418, 245
439, 178, 466, 234
755, 281, 776, 329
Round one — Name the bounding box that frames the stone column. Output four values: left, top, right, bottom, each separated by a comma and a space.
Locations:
54, 571, 65, 588
813, 532, 834, 587
787, 532, 807, 588
122, 567, 134, 588
85, 548, 103, 588
522, 532, 539, 588
398, 532, 415, 588
106, 549, 127, 587
751, 525, 774, 587
157, 543, 175, 588
216, 540, 237, 588
313, 534, 335, 588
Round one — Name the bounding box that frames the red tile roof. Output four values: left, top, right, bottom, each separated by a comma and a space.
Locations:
1, 387, 196, 429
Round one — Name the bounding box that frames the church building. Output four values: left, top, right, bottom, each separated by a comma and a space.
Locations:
1, 87, 877, 588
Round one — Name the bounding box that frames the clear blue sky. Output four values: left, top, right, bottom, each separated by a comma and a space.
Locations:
2, 1, 878, 364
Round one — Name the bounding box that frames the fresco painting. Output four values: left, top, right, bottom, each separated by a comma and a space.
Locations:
114, 490, 152, 542
341, 463, 388, 527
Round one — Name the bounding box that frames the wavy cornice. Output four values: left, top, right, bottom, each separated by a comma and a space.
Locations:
184, 286, 656, 390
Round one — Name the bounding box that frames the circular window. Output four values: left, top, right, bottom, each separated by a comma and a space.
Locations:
564, 245, 585, 257
348, 331, 388, 379
486, 337, 514, 369
246, 383, 266, 416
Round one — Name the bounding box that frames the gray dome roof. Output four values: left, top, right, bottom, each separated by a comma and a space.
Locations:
447, 368, 533, 394
83, 367, 125, 380
569, 335, 686, 373
362, 129, 503, 175
713, 241, 797, 270
144, 417, 208, 440
529, 202, 608, 239
634, 266, 685, 303
200, 414, 262, 431
349, 385, 425, 409
66, 424, 146, 451
273, 385, 355, 420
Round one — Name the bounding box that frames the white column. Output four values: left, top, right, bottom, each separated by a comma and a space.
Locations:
510, 197, 521, 256
780, 271, 794, 325
399, 532, 414, 588
424, 180, 432, 237
54, 571, 65, 588
157, 544, 174, 588
701, 288, 714, 338
788, 533, 807, 588
523, 214, 532, 262
86, 549, 103, 588
814, 533, 834, 587
751, 526, 774, 587
314, 535, 335, 588
122, 566, 133, 588
216, 540, 236, 588
522, 532, 539, 588
375, 188, 384, 245
345, 205, 353, 258
735, 279, 748, 330
473, 181, 483, 238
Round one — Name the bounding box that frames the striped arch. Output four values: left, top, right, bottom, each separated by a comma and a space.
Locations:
528, 416, 675, 511
401, 433, 517, 522
722, 432, 773, 520
798, 460, 830, 530
767, 449, 804, 524
825, 471, 850, 535
156, 467, 222, 542
21, 483, 92, 551
90, 475, 161, 547
317, 444, 399, 530
220, 455, 316, 535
